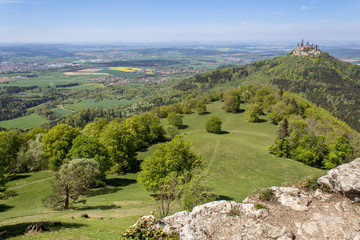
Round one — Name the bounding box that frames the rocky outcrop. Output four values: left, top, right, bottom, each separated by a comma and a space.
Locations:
132, 160, 360, 239
318, 158, 360, 200
160, 190, 360, 240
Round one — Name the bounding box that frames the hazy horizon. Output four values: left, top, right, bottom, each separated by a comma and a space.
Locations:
0, 0, 359, 43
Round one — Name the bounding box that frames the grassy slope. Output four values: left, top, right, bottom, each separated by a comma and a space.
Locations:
0, 172, 155, 240
0, 101, 325, 239
180, 102, 325, 201
0, 114, 48, 130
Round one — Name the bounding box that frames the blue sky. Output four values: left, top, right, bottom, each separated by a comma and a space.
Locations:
0, 0, 359, 43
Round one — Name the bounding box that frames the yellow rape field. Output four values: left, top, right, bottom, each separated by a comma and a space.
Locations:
108, 67, 144, 72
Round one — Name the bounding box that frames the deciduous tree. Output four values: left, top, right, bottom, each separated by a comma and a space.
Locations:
138, 135, 201, 192
41, 124, 80, 171
70, 134, 111, 181
42, 158, 99, 209
167, 113, 183, 129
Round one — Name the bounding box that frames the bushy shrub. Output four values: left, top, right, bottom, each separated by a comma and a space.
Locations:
121, 216, 179, 240
205, 116, 222, 134
167, 113, 183, 129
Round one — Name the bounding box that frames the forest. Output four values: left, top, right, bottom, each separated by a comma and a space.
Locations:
173, 52, 360, 131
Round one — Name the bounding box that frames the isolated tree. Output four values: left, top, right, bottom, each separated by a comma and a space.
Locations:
205, 116, 222, 134
167, 113, 183, 129
69, 134, 111, 181
138, 135, 201, 192
223, 95, 239, 113
41, 124, 80, 171
42, 158, 100, 209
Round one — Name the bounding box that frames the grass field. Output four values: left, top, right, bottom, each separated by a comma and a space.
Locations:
62, 83, 104, 90
0, 114, 48, 130
0, 101, 326, 239
4, 72, 96, 87
51, 107, 73, 117
178, 102, 325, 201
64, 98, 143, 111
0, 172, 155, 240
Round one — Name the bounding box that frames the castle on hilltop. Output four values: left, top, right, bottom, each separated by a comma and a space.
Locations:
292, 40, 322, 56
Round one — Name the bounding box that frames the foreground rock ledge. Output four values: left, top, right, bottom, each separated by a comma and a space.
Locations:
136, 159, 360, 240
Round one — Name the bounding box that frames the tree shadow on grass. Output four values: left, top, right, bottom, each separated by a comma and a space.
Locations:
75, 204, 121, 211
0, 204, 14, 212
216, 195, 234, 201
219, 130, 230, 135
105, 178, 137, 187
87, 178, 137, 197
10, 174, 31, 181
197, 111, 211, 115
87, 187, 120, 197
0, 221, 86, 239
256, 119, 267, 123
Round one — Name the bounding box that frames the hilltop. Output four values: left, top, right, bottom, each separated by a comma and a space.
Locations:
174, 49, 360, 131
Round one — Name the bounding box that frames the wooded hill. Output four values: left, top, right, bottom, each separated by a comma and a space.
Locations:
174, 52, 360, 131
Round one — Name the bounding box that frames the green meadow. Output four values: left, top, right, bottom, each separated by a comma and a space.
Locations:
0, 101, 325, 239
4, 72, 97, 87
51, 107, 73, 117
179, 102, 325, 201
0, 114, 48, 130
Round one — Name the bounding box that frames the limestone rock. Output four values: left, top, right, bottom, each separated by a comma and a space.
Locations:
271, 186, 311, 211
129, 159, 360, 239
163, 201, 292, 240
318, 158, 360, 199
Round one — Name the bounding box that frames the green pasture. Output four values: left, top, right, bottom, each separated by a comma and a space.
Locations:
176, 102, 325, 201
62, 83, 104, 90
0, 114, 48, 130
0, 172, 155, 240
0, 101, 326, 239
4, 72, 98, 87
52, 107, 73, 117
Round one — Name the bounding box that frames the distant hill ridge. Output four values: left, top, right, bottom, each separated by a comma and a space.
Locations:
174, 50, 360, 131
